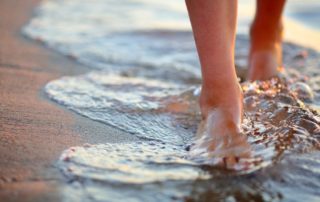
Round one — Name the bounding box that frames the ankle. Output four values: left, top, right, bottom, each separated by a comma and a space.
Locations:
250, 21, 283, 50
199, 81, 243, 120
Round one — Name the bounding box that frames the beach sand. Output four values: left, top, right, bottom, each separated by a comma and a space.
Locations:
0, 0, 138, 201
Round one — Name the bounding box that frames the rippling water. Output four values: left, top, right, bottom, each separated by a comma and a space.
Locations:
24, 0, 320, 201
52, 74, 320, 201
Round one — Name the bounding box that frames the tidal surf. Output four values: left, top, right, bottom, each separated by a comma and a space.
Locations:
23, 0, 320, 201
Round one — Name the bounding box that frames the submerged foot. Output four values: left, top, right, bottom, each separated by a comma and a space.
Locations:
190, 109, 251, 169
191, 82, 251, 169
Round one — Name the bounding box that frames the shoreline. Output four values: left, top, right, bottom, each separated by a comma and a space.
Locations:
0, 0, 137, 201
1, 0, 319, 201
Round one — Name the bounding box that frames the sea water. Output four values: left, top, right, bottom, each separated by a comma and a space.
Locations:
23, 0, 320, 201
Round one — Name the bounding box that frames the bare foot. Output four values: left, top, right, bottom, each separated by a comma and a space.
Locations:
191, 109, 251, 169
190, 82, 251, 169
247, 22, 284, 81
248, 48, 284, 81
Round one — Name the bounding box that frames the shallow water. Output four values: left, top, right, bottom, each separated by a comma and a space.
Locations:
48, 69, 320, 201
54, 75, 320, 201
23, 0, 320, 201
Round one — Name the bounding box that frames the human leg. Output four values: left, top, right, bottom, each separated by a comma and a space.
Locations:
185, 0, 250, 167
248, 0, 286, 80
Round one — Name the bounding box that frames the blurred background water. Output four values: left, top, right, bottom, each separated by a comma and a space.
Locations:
23, 0, 320, 82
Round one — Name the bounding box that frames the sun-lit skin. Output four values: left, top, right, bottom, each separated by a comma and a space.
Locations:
248, 0, 286, 81
185, 0, 286, 167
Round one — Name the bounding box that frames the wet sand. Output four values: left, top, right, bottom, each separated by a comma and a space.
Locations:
0, 0, 138, 201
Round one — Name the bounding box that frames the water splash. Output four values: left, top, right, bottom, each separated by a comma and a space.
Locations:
54, 74, 320, 201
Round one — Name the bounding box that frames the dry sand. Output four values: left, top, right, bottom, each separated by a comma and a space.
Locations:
0, 0, 138, 201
